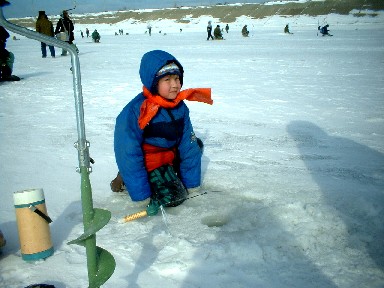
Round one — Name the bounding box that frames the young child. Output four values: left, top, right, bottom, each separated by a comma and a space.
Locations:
112, 50, 213, 215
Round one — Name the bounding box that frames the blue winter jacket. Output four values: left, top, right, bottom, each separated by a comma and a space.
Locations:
114, 50, 202, 201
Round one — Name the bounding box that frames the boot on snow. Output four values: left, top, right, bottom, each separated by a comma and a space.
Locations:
0, 63, 20, 81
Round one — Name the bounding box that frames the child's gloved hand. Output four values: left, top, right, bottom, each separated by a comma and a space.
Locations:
188, 186, 201, 194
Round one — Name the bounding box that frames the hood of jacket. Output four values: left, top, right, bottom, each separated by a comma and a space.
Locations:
139, 50, 184, 94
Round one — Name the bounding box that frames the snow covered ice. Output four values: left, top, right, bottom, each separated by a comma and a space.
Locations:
1, 11, 384, 288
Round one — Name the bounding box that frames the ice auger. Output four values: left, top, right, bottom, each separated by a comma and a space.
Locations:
0, 2, 115, 287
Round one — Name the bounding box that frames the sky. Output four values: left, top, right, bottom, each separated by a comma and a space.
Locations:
0, 8, 383, 288
2, 0, 266, 18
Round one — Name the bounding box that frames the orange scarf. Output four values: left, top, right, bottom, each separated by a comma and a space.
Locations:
138, 86, 213, 129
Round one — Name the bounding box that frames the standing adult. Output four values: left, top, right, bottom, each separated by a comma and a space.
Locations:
225, 24, 229, 33
85, 28, 89, 38
207, 21, 214, 40
35, 11, 55, 58
55, 10, 75, 56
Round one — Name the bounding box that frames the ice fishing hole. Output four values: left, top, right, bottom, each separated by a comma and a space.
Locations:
201, 215, 229, 227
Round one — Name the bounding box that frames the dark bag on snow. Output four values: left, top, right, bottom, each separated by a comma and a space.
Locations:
146, 165, 188, 215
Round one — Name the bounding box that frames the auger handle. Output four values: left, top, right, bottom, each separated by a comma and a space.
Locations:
121, 210, 147, 223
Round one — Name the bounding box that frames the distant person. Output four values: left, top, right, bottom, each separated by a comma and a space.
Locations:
92, 29, 100, 43
214, 25, 223, 40
225, 24, 229, 33
207, 21, 214, 40
147, 24, 152, 36
318, 24, 332, 36
55, 10, 75, 56
80, 30, 84, 38
85, 28, 90, 38
242, 25, 249, 37
284, 24, 293, 34
0, 25, 20, 81
35, 11, 55, 58
0, 229, 5, 251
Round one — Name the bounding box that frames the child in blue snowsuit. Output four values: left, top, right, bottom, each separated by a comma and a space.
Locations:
112, 50, 212, 214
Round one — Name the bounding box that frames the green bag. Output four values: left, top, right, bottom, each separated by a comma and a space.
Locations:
147, 165, 187, 216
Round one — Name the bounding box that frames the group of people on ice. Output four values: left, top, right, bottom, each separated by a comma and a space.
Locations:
37, 10, 101, 57
1, 9, 105, 82
206, 21, 251, 40
205, 20, 333, 40
35, 9, 78, 57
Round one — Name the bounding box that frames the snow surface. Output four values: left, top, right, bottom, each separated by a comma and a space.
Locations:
1, 11, 384, 288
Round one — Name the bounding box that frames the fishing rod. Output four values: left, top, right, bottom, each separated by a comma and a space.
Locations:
120, 191, 208, 223
66, 0, 77, 12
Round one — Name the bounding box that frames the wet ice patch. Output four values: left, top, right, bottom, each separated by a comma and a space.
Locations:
201, 214, 229, 227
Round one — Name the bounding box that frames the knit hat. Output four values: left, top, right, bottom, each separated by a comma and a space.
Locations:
152, 62, 182, 93
157, 62, 181, 78
38, 11, 46, 16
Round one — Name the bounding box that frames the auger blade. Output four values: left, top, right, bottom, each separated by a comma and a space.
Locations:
68, 208, 111, 245
88, 246, 116, 288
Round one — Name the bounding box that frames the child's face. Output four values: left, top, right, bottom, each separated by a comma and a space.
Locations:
157, 74, 181, 100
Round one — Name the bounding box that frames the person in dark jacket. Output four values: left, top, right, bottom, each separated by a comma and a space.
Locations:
0, 230, 7, 251
318, 24, 332, 36
214, 25, 223, 39
0, 25, 20, 81
36, 11, 55, 58
55, 10, 75, 56
0, 229, 5, 251
111, 50, 213, 214
242, 25, 249, 37
284, 24, 292, 34
91, 29, 100, 43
